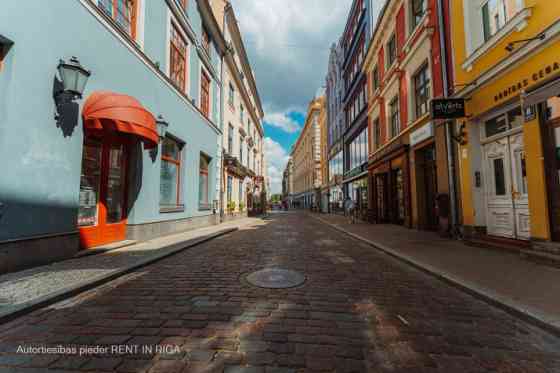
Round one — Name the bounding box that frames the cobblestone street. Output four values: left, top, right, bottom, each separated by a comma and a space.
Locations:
1, 213, 559, 372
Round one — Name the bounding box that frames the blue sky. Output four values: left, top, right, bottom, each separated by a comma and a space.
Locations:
231, 0, 353, 194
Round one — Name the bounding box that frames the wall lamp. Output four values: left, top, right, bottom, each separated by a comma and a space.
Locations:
505, 33, 546, 52
57, 56, 91, 99
156, 115, 169, 140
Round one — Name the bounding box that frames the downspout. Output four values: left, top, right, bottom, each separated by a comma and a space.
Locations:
219, 7, 228, 223
436, 0, 459, 236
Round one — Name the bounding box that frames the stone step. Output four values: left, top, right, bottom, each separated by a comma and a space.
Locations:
464, 235, 530, 254
73, 240, 137, 258
531, 242, 560, 255
520, 249, 560, 268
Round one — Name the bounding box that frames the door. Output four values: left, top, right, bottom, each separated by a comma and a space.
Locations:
483, 133, 529, 239
421, 146, 438, 230
376, 173, 388, 222
543, 97, 560, 241
78, 134, 128, 248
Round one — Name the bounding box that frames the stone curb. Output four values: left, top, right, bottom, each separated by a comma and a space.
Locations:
311, 214, 560, 338
0, 227, 238, 326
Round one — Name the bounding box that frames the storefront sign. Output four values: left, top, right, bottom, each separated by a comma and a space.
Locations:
431, 98, 466, 119
369, 138, 406, 167
494, 62, 560, 103
410, 122, 434, 146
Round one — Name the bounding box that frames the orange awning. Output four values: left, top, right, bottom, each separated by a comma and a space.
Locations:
82, 91, 158, 149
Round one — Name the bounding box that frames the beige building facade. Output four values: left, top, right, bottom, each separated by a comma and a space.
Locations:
291, 96, 325, 209
211, 1, 266, 217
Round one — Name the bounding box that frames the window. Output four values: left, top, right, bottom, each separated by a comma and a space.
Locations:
374, 118, 381, 149
239, 138, 244, 164
176, 0, 188, 10
372, 66, 379, 92
387, 34, 397, 68
240, 104, 244, 123
348, 127, 368, 171
98, 0, 137, 39
228, 83, 235, 108
227, 176, 233, 202
414, 63, 431, 118
239, 180, 243, 205
200, 70, 211, 118
170, 23, 188, 92
160, 137, 183, 209
202, 27, 210, 54
228, 124, 234, 154
389, 97, 400, 138
482, 0, 509, 41
199, 153, 211, 208
411, 0, 427, 30
493, 158, 506, 196
484, 107, 522, 138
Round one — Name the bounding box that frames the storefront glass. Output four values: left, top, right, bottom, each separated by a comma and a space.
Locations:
78, 139, 102, 227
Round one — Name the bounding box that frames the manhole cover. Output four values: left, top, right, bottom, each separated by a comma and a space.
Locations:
245, 268, 306, 289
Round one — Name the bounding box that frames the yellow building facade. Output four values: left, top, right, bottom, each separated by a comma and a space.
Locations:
451, 0, 560, 242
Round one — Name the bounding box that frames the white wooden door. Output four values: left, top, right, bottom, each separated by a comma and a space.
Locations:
484, 138, 515, 238
509, 133, 530, 239
483, 133, 530, 240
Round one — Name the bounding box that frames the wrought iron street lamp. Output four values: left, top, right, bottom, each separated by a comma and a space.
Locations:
57, 56, 91, 99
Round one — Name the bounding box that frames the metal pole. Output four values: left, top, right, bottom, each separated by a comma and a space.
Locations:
436, 0, 459, 236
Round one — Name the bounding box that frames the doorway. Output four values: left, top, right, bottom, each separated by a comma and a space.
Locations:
78, 133, 129, 248
483, 132, 530, 240
416, 145, 438, 230
542, 96, 560, 241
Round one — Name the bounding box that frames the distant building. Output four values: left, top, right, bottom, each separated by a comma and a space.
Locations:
291, 96, 326, 209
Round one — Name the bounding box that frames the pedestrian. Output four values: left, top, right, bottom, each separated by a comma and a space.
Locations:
344, 196, 355, 224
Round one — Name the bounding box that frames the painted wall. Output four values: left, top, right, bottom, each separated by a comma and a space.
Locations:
0, 0, 222, 241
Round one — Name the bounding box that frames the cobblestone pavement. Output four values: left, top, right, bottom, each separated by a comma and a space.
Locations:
0, 213, 559, 372
0, 218, 257, 316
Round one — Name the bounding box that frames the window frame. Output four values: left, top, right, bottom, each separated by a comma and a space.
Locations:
387, 34, 397, 69
97, 0, 139, 40
159, 135, 184, 211
413, 62, 431, 119
169, 21, 188, 92
410, 0, 427, 31
198, 152, 211, 209
200, 69, 211, 118
228, 123, 234, 155
389, 97, 400, 138
374, 118, 381, 149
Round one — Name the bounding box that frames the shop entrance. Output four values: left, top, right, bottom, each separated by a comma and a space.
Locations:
390, 168, 405, 225
78, 133, 129, 249
543, 96, 560, 241
416, 145, 438, 230
483, 132, 529, 240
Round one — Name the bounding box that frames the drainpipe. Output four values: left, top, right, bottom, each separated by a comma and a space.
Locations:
436, 0, 459, 236
218, 6, 228, 223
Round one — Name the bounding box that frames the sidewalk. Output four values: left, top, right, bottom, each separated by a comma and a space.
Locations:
313, 213, 560, 335
0, 217, 265, 324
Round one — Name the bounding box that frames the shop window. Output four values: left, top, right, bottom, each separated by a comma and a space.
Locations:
413, 63, 431, 118
411, 0, 427, 31
160, 136, 184, 209
97, 0, 138, 39
200, 70, 211, 118
387, 34, 397, 68
170, 22, 188, 92
199, 153, 211, 209
389, 97, 400, 138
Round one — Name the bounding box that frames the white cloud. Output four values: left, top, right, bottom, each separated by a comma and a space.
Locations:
264, 137, 290, 194
264, 111, 301, 134
231, 0, 352, 113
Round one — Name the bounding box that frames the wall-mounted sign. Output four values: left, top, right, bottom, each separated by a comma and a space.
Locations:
431, 98, 466, 119
410, 122, 434, 146
524, 104, 536, 122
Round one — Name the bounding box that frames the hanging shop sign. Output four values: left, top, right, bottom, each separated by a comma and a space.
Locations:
431, 98, 466, 119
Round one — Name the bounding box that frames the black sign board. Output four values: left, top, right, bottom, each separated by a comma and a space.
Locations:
431, 98, 466, 119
